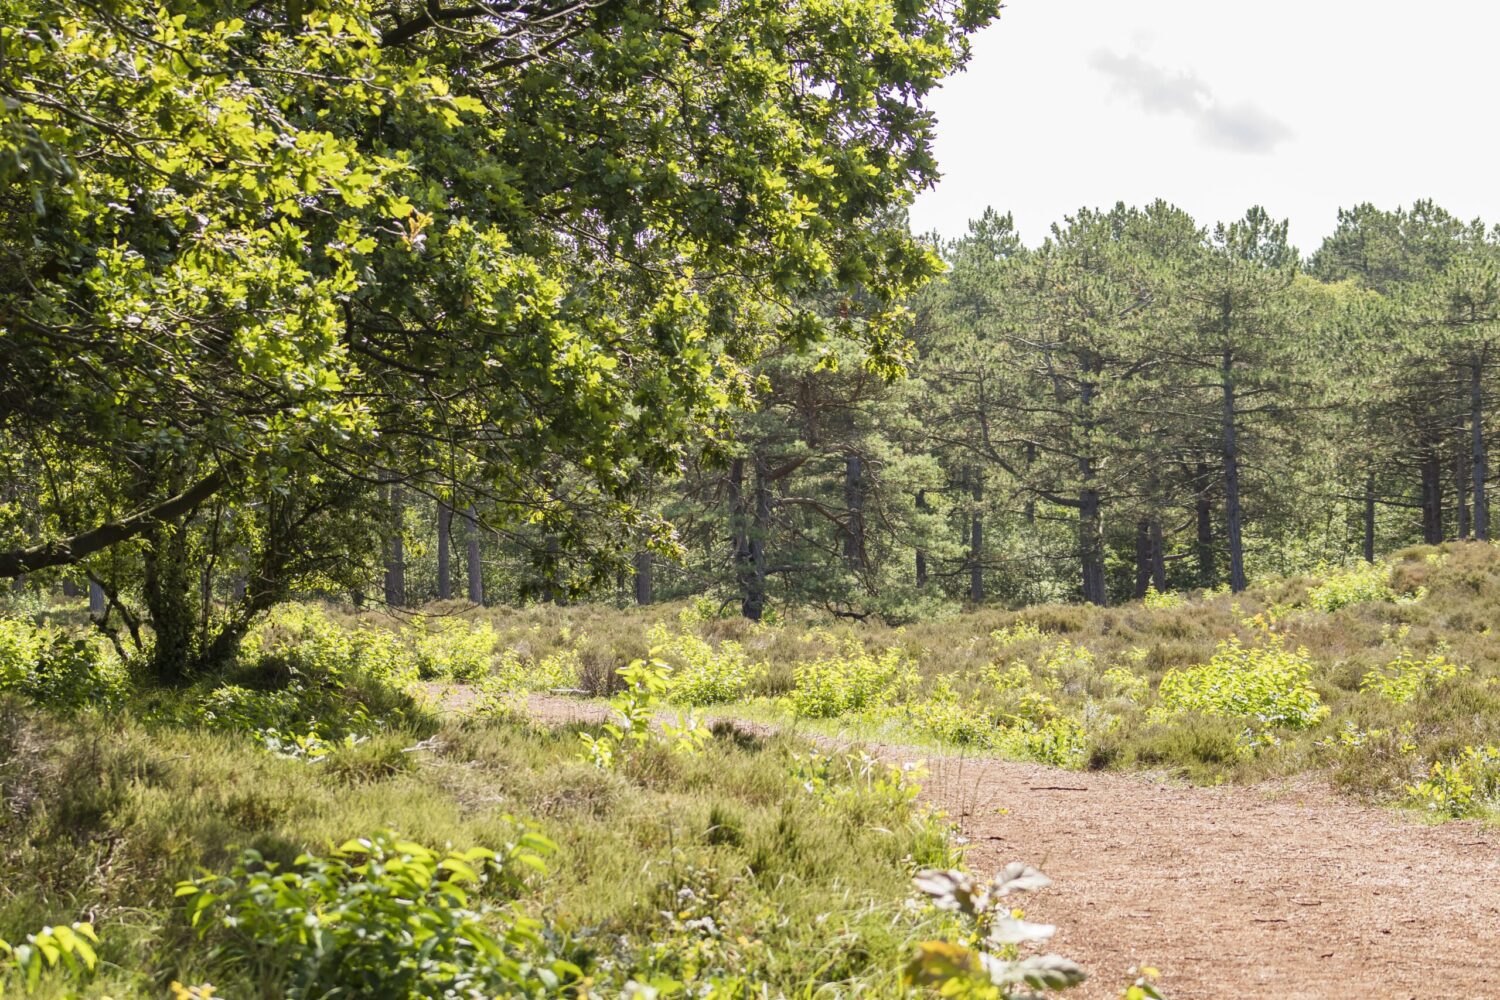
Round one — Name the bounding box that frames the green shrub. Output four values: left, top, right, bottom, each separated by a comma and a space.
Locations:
0, 616, 127, 712
242, 605, 411, 687
908, 680, 1001, 748
990, 622, 1050, 648
1141, 586, 1182, 610
1360, 649, 1467, 704
784, 641, 917, 718
177, 830, 574, 999
408, 617, 498, 681
1155, 632, 1326, 729
995, 716, 1089, 769
0, 921, 99, 994
1407, 745, 1500, 818
1305, 562, 1396, 612
648, 625, 762, 706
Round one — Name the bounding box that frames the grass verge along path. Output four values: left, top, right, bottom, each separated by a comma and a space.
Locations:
501, 690, 1500, 1000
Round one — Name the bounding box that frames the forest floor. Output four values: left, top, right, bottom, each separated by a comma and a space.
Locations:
462, 690, 1500, 1000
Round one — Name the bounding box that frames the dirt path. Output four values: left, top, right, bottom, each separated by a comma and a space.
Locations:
456, 690, 1500, 999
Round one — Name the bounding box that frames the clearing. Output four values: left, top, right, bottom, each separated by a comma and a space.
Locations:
516, 692, 1500, 1000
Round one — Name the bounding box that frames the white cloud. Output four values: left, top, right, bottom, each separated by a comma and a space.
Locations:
1087, 50, 1292, 154
910, 0, 1500, 251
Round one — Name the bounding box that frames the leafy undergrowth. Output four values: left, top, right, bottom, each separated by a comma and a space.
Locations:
0, 685, 987, 997
5, 544, 1500, 992
344, 541, 1500, 819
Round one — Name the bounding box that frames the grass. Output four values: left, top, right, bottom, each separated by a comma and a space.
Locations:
7, 542, 1500, 993
0, 687, 958, 996
330, 542, 1500, 813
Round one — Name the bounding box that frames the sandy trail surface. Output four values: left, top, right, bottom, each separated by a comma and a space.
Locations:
452, 689, 1500, 1000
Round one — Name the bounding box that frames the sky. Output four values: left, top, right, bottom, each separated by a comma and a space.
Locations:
909, 0, 1500, 252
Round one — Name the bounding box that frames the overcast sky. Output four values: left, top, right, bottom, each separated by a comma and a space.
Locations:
909, 0, 1500, 251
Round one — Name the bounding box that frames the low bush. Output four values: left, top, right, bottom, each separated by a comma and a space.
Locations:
177, 830, 572, 998
1305, 562, 1398, 613
408, 617, 498, 681
1406, 745, 1500, 818
784, 640, 918, 718
648, 624, 762, 706
0, 616, 128, 712
1360, 648, 1468, 704
1155, 632, 1326, 730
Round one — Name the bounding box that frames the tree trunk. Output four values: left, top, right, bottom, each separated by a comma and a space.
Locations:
464, 506, 484, 604
1473, 359, 1489, 540
383, 481, 406, 607
751, 455, 771, 616
1456, 448, 1471, 540
1079, 486, 1106, 606
60, 578, 79, 598
969, 468, 984, 604
143, 521, 195, 683
1150, 518, 1166, 591
915, 489, 929, 586
729, 457, 761, 620
436, 502, 453, 600
88, 579, 106, 618
842, 454, 864, 569
1133, 520, 1153, 598
1363, 471, 1377, 562
633, 551, 653, 605
1221, 354, 1246, 593
543, 535, 562, 604
1420, 446, 1444, 544
1194, 460, 1215, 586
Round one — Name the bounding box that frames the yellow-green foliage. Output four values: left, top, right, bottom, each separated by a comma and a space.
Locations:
1407, 745, 1500, 818
1360, 649, 1468, 704
1102, 666, 1149, 703
1155, 632, 1326, 729
906, 678, 1087, 768
407, 616, 498, 681
0, 921, 99, 994
0, 615, 128, 711
990, 621, 1050, 648
1305, 562, 1396, 612
486, 646, 576, 692
1142, 586, 1182, 610
244, 605, 411, 687
648, 624, 762, 706
785, 640, 917, 718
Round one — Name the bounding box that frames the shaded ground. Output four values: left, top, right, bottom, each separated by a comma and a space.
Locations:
438, 688, 1500, 999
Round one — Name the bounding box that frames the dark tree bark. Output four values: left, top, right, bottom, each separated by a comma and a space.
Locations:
0, 469, 226, 578
751, 455, 771, 614
1079, 485, 1106, 606
842, 454, 865, 569
1194, 460, 1216, 587
969, 468, 984, 604
88, 579, 106, 618
60, 578, 79, 598
1150, 518, 1167, 591
142, 520, 194, 683
1456, 448, 1470, 541
436, 502, 453, 600
1420, 445, 1444, 544
1221, 352, 1246, 593
1472, 359, 1489, 540
633, 551, 653, 605
383, 481, 406, 607
1363, 471, 1377, 562
729, 457, 763, 620
914, 489, 929, 586
464, 505, 484, 604
1133, 519, 1167, 598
